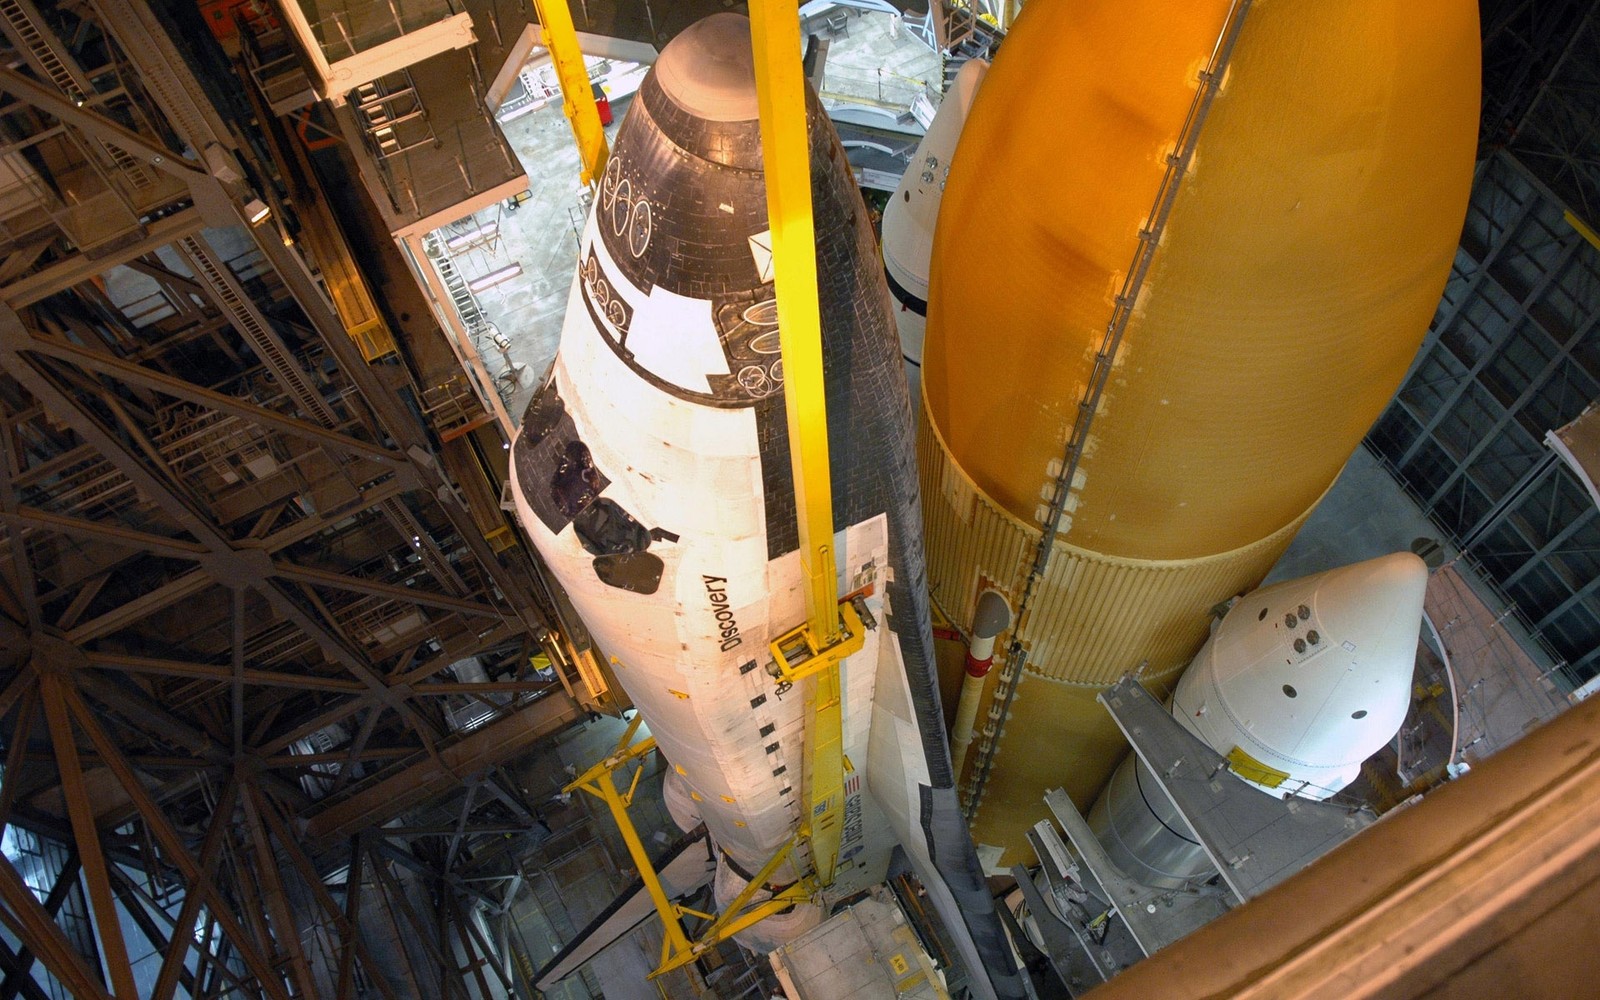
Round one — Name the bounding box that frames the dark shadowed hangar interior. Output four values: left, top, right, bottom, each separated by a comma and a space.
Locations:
0, 0, 1596, 998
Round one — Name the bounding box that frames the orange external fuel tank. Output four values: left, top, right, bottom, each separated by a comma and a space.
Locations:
919, 0, 1480, 855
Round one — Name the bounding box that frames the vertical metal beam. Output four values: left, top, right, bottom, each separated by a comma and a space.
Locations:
107, 865, 263, 999
367, 842, 454, 993
335, 837, 365, 1000
55, 680, 294, 1000
0, 409, 40, 631
233, 587, 246, 757
0, 670, 33, 730
0, 684, 37, 835
106, 869, 201, 1000
444, 779, 480, 872
328, 706, 383, 797
439, 889, 457, 1000
0, 854, 111, 1000
240, 782, 321, 999
151, 778, 238, 1000
0, 936, 56, 1000
0, 850, 80, 1000
36, 671, 139, 998
252, 788, 400, 1000
451, 890, 517, 998
444, 890, 496, 999
195, 913, 220, 998
229, 845, 281, 996
365, 844, 428, 998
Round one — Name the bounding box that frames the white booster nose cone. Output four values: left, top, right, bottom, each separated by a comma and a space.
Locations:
1173, 552, 1429, 799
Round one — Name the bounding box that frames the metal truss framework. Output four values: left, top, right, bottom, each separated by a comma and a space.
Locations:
1480, 0, 1600, 226
0, 1, 595, 995
1368, 151, 1600, 686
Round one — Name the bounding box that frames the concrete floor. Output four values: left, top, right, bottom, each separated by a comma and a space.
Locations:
816, 9, 943, 114
427, 98, 621, 422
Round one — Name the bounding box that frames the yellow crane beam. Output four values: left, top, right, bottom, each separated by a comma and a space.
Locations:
748, 0, 854, 889
530, 0, 609, 185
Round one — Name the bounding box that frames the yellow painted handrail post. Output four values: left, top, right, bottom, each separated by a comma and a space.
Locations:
530, 0, 610, 186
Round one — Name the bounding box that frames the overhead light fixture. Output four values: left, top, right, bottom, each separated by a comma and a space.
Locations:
446, 222, 498, 252
467, 263, 523, 293
244, 198, 271, 225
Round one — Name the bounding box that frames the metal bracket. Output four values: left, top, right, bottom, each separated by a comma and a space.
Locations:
1040, 791, 1229, 959
767, 597, 869, 685
1098, 674, 1376, 902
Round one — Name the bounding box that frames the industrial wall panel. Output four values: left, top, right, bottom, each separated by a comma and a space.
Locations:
1368, 152, 1600, 687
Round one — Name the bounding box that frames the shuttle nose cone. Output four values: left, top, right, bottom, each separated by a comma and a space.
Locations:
654, 13, 758, 122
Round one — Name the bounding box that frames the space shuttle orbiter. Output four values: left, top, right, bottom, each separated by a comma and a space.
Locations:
507, 13, 1023, 998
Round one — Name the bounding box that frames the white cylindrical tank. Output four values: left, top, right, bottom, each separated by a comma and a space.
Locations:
1173, 552, 1429, 799
1090, 553, 1429, 887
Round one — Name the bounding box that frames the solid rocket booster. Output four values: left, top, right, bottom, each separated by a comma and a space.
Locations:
508, 14, 1019, 991
881, 57, 987, 405
918, 0, 1479, 855
1090, 552, 1429, 888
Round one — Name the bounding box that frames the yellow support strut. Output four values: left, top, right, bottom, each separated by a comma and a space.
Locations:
564, 716, 810, 978
748, 0, 853, 889
530, 0, 610, 186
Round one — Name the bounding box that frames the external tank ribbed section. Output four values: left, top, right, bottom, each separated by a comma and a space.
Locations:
921, 407, 1312, 849
919, 0, 1478, 857
919, 408, 1310, 688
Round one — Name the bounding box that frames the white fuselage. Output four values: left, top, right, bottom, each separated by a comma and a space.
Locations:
511, 208, 892, 882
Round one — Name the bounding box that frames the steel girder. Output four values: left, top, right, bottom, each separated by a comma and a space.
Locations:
0, 2, 586, 995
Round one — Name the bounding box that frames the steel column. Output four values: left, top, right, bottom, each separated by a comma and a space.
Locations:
36, 672, 138, 998
0, 854, 111, 1000
151, 777, 238, 1000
